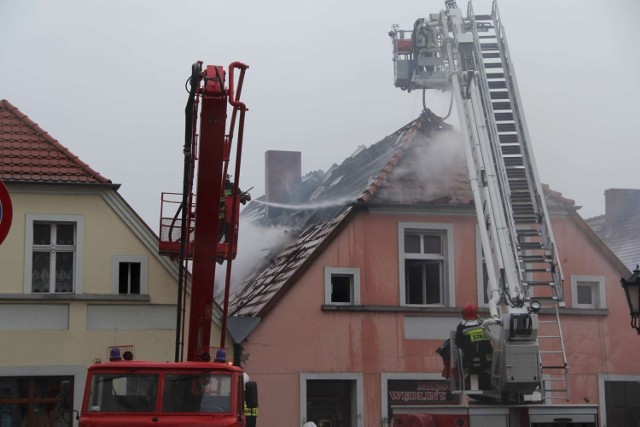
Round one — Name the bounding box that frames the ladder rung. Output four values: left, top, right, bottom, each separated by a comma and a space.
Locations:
495, 112, 514, 120
486, 72, 504, 79
481, 43, 499, 50
488, 81, 507, 90
490, 90, 509, 99
502, 145, 521, 155
497, 122, 516, 131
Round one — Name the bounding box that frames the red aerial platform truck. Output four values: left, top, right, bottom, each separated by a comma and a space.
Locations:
76, 61, 258, 426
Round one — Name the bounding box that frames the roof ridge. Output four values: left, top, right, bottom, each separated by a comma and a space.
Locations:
359, 109, 451, 202
358, 118, 421, 202
0, 99, 111, 184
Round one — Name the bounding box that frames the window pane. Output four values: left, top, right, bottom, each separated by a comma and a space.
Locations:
405, 260, 442, 305
331, 275, 352, 303
0, 403, 21, 425
33, 376, 72, 399
162, 374, 231, 413
33, 224, 51, 245
130, 263, 141, 294
0, 378, 29, 399
404, 234, 421, 253
119, 263, 142, 294
406, 260, 425, 304
423, 235, 441, 254
119, 263, 129, 294
56, 224, 75, 245
32, 252, 50, 292
89, 374, 157, 413
55, 252, 74, 292
577, 283, 593, 305
424, 261, 442, 304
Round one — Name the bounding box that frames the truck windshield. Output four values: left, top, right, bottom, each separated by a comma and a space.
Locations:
87, 373, 158, 413
162, 373, 231, 413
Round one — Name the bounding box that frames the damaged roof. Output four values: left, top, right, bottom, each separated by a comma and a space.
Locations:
230, 110, 576, 318
0, 99, 113, 185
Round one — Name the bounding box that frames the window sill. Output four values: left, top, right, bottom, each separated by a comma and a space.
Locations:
555, 307, 608, 316
321, 305, 609, 317
322, 304, 461, 314
0, 293, 151, 302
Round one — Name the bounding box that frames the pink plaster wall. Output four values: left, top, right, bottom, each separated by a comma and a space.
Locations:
241, 210, 640, 425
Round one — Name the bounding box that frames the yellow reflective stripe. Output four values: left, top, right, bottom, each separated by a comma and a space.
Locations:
464, 328, 489, 342
244, 407, 259, 416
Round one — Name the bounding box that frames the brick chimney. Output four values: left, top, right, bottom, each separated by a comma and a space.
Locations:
265, 150, 301, 206
605, 188, 640, 233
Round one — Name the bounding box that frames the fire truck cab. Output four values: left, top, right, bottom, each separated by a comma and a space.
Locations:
79, 361, 247, 426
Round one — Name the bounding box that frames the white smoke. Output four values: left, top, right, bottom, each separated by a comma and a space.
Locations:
382, 129, 469, 203
226, 218, 293, 291
250, 196, 356, 210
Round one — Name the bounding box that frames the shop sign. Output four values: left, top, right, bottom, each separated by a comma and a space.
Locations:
387, 379, 459, 406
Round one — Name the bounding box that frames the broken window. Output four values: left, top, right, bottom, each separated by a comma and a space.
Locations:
324, 267, 360, 305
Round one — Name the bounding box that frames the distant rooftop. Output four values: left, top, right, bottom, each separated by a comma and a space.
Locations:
587, 188, 640, 271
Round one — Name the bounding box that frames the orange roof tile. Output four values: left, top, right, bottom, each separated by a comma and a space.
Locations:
0, 99, 112, 185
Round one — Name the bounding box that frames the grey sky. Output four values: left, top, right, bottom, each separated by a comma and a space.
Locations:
2, 0, 638, 229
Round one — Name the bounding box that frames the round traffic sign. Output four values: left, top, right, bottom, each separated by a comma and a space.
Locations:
0, 180, 13, 245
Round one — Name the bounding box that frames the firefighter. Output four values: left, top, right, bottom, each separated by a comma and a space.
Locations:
243, 373, 258, 427
218, 175, 251, 243
454, 303, 492, 389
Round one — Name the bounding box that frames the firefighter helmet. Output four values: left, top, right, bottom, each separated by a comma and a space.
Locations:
462, 303, 478, 320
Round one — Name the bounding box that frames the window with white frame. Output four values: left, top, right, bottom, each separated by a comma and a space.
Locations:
571, 275, 606, 309
25, 215, 84, 294
324, 267, 360, 305
399, 222, 454, 306
112, 256, 148, 295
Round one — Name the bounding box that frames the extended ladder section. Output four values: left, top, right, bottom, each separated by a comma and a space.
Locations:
468, 2, 568, 401
390, 0, 568, 401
